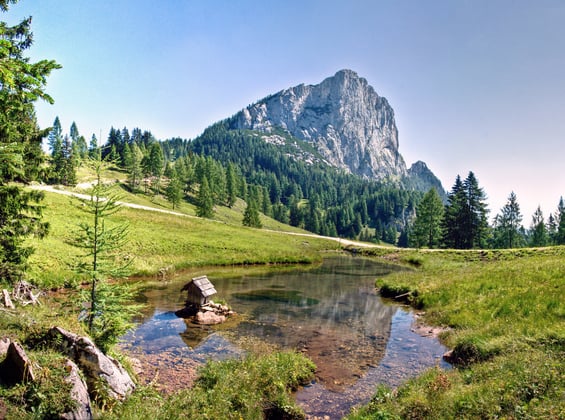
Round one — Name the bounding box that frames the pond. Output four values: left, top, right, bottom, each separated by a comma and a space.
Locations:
121, 256, 450, 419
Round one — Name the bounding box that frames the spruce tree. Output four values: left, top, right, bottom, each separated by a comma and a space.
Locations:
555, 197, 565, 245
226, 162, 238, 207
243, 198, 262, 228
410, 188, 444, 248
529, 206, 547, 247
196, 177, 214, 218
492, 192, 524, 248
0, 3, 59, 282
442, 175, 468, 248
463, 171, 489, 248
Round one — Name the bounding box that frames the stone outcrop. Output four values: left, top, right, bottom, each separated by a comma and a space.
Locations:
48, 327, 135, 401
232, 69, 407, 180
60, 359, 93, 420
0, 341, 35, 385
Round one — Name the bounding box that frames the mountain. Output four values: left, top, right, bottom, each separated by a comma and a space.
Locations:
231, 69, 407, 180
406, 161, 448, 202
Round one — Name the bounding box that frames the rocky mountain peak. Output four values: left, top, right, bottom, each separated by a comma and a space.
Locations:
232, 70, 407, 179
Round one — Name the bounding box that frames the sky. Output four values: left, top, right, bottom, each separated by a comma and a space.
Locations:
6, 0, 565, 221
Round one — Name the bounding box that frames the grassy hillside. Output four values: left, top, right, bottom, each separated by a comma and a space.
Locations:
26, 186, 340, 287
347, 247, 565, 419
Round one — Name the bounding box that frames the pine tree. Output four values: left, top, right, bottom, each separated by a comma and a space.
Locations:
89, 134, 101, 160
127, 143, 144, 191
69, 158, 137, 352
463, 172, 489, 248
410, 188, 444, 248
226, 162, 238, 207
165, 170, 183, 210
442, 175, 468, 248
0, 5, 59, 282
442, 172, 489, 249
243, 197, 262, 228
492, 192, 524, 248
529, 206, 547, 247
196, 177, 214, 218
555, 197, 565, 245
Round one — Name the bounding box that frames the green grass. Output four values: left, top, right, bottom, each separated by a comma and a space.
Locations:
102, 351, 316, 420
26, 189, 339, 288
347, 246, 565, 419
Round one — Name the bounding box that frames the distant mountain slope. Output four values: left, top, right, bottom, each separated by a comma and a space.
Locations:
231, 69, 406, 180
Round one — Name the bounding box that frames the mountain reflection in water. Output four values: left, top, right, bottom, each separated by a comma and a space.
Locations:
121, 256, 449, 418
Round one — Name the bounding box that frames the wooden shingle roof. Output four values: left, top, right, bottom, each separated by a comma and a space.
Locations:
190, 276, 217, 298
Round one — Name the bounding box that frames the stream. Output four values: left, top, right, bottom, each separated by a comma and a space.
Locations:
120, 256, 450, 419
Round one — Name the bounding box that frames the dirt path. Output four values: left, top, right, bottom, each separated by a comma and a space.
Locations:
32, 184, 383, 249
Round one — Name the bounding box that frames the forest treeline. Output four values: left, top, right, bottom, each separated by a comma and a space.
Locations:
44, 118, 565, 250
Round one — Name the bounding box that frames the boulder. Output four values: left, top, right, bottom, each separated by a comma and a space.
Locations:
0, 337, 10, 357
1, 289, 14, 309
195, 311, 226, 325
60, 359, 92, 420
0, 341, 35, 385
48, 327, 135, 401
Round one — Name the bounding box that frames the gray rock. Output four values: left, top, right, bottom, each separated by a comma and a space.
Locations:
0, 341, 35, 385
48, 327, 135, 401
60, 359, 92, 420
232, 69, 407, 180
1, 289, 14, 309
0, 337, 10, 357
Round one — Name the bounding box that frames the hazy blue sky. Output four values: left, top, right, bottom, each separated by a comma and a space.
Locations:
6, 0, 565, 221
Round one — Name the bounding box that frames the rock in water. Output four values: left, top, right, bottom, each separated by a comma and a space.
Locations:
196, 311, 226, 325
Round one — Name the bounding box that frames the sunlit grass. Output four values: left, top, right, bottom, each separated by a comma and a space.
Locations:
349, 247, 565, 419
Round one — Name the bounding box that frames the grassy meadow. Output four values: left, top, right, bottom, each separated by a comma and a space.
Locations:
2, 170, 563, 418
347, 247, 565, 419
26, 185, 339, 288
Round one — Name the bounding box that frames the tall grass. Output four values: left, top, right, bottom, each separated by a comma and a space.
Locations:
348, 247, 565, 419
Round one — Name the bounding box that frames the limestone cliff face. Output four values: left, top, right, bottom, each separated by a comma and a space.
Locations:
232, 69, 407, 179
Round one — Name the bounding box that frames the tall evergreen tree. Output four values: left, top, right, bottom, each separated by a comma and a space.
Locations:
165, 170, 183, 210
442, 175, 468, 248
0, 3, 59, 282
555, 197, 565, 245
529, 206, 547, 247
226, 162, 238, 208
243, 197, 262, 228
89, 134, 101, 160
126, 143, 144, 191
47, 116, 62, 154
196, 177, 214, 218
410, 188, 444, 248
463, 172, 489, 248
492, 192, 524, 248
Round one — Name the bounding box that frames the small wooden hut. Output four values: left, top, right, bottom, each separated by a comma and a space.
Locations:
181, 276, 217, 306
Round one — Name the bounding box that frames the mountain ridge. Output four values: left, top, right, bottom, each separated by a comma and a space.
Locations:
231, 69, 409, 181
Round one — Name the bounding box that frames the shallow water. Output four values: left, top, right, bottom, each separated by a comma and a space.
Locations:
121, 256, 449, 418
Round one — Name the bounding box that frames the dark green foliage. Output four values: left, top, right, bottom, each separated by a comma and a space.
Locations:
491, 191, 525, 248
0, 186, 48, 283
196, 177, 214, 218
410, 188, 444, 248
442, 172, 489, 249
165, 172, 183, 209
0, 2, 59, 283
242, 197, 262, 228
185, 121, 421, 241
529, 206, 548, 247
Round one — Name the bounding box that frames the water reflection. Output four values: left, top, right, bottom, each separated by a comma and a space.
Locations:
121, 256, 449, 418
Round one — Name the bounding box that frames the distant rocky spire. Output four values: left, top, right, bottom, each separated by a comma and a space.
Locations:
232, 69, 407, 179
